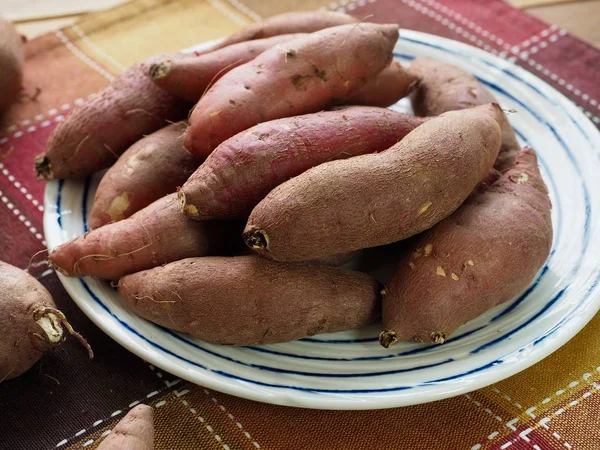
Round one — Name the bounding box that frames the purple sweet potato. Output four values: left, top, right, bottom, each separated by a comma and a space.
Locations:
184, 23, 399, 158
35, 55, 190, 180
0, 18, 23, 116
0, 261, 92, 382
117, 256, 381, 345
194, 10, 358, 56
243, 104, 503, 262
49, 194, 240, 280
89, 122, 201, 229
96, 404, 154, 450
149, 34, 306, 102
344, 60, 420, 107
180, 107, 427, 220
380, 148, 552, 347
409, 56, 519, 172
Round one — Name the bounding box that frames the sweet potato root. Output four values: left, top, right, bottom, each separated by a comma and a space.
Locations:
96, 404, 153, 450
35, 55, 190, 180
117, 256, 381, 345
180, 107, 427, 220
196, 11, 358, 55
244, 104, 502, 262
184, 23, 398, 157
0, 261, 92, 381
89, 122, 201, 229
149, 34, 306, 102
344, 60, 420, 107
49, 194, 240, 280
409, 57, 519, 172
380, 148, 552, 347
0, 18, 23, 116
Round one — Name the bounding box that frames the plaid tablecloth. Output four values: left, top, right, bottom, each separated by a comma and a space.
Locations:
1, 0, 599, 449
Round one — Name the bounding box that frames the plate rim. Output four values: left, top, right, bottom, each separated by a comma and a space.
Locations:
43, 29, 600, 410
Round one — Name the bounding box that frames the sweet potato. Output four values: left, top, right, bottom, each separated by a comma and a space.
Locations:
0, 261, 92, 382
35, 55, 190, 180
49, 194, 240, 280
184, 23, 399, 158
180, 107, 427, 220
243, 103, 503, 262
149, 34, 307, 102
89, 122, 200, 229
344, 60, 420, 107
96, 404, 154, 450
195, 11, 358, 56
117, 256, 381, 345
0, 18, 23, 116
409, 57, 519, 172
380, 147, 552, 347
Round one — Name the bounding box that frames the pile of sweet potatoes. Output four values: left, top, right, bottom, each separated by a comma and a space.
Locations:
38, 10, 552, 350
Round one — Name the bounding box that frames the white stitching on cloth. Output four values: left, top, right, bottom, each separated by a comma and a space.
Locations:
0, 163, 44, 212
55, 30, 114, 81
220, 0, 262, 22
0, 102, 82, 138
71, 25, 127, 72
176, 390, 231, 450
202, 388, 261, 448
0, 188, 45, 244
207, 0, 252, 27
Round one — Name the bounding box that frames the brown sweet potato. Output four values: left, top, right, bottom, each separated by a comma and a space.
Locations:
35, 55, 190, 180
344, 60, 420, 107
0, 18, 23, 116
0, 261, 92, 382
89, 122, 201, 229
180, 107, 427, 220
117, 256, 381, 345
409, 57, 519, 172
184, 23, 399, 158
49, 194, 240, 280
149, 34, 306, 102
243, 104, 503, 262
96, 404, 154, 450
380, 148, 552, 347
195, 11, 358, 55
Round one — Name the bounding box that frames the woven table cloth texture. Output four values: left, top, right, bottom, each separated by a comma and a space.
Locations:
0, 0, 599, 449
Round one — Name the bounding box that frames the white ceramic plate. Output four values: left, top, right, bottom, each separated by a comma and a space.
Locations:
44, 30, 600, 410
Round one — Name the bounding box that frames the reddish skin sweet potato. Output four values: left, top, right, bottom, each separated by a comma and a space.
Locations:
0, 261, 92, 382
180, 107, 427, 220
195, 11, 358, 56
118, 256, 381, 345
96, 404, 154, 450
409, 57, 519, 172
49, 194, 241, 280
89, 122, 201, 229
344, 60, 420, 107
0, 18, 23, 116
35, 55, 190, 180
244, 104, 503, 262
184, 23, 399, 158
380, 148, 552, 347
149, 34, 307, 102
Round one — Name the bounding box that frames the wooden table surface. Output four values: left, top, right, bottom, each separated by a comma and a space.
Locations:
7, 0, 600, 48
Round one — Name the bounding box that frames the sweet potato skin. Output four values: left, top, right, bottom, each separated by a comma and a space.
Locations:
0, 18, 23, 116
244, 104, 502, 262
49, 194, 240, 280
185, 23, 399, 157
150, 34, 307, 102
344, 60, 420, 107
36, 55, 190, 180
89, 122, 200, 229
198, 11, 358, 55
118, 256, 380, 345
180, 107, 427, 220
96, 404, 154, 450
0, 261, 60, 381
409, 56, 519, 172
380, 148, 552, 347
